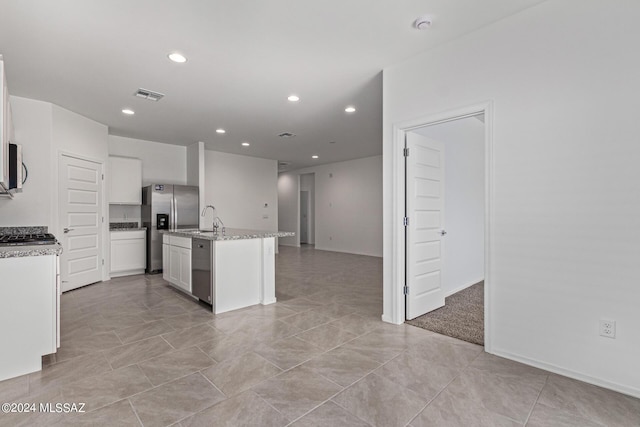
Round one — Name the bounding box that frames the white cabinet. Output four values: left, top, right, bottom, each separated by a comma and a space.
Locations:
0, 55, 11, 191
108, 156, 142, 204
110, 230, 146, 277
163, 234, 191, 293
0, 254, 58, 381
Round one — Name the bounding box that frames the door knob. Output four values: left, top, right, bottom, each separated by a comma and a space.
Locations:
63, 228, 74, 234
440, 230, 447, 236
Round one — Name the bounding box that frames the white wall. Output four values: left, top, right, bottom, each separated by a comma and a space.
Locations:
108, 135, 187, 186
299, 173, 315, 244
0, 96, 52, 227
280, 155, 382, 257
186, 142, 205, 229
203, 150, 277, 231
51, 104, 109, 279
383, 0, 640, 396
277, 173, 300, 246
414, 116, 484, 296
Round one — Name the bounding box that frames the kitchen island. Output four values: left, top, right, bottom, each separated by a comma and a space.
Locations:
162, 228, 294, 314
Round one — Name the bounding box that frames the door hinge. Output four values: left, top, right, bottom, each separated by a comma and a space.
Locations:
403, 285, 409, 295
102, 259, 104, 265
102, 216, 105, 223
403, 147, 409, 157
403, 217, 409, 227
102, 174, 104, 180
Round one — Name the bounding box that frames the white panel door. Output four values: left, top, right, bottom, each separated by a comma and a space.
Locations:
59, 154, 103, 291
406, 132, 445, 319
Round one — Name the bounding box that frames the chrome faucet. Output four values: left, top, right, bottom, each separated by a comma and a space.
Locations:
213, 216, 225, 234
201, 205, 216, 231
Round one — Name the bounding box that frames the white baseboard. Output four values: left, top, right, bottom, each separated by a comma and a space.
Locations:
445, 277, 484, 297
314, 245, 382, 258
490, 348, 640, 399
278, 243, 300, 248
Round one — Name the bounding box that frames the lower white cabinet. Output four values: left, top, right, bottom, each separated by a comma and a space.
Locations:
110, 230, 146, 277
0, 254, 58, 381
163, 234, 191, 292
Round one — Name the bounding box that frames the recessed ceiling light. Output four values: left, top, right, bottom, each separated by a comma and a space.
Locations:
345, 106, 356, 113
288, 95, 300, 102
122, 109, 135, 115
168, 52, 187, 63
242, 142, 250, 147
312, 155, 319, 159
216, 129, 226, 134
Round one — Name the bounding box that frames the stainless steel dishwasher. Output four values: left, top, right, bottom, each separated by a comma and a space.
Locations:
191, 238, 213, 306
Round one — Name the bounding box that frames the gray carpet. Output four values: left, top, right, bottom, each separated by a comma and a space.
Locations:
406, 281, 484, 346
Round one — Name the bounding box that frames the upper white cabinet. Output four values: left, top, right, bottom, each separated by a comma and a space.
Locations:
0, 55, 11, 191
108, 156, 142, 204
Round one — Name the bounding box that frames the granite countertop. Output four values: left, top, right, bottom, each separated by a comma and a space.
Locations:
0, 226, 63, 258
109, 222, 145, 231
162, 228, 295, 241
0, 242, 63, 258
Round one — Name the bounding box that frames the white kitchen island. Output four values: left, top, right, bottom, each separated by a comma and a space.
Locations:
162, 228, 294, 314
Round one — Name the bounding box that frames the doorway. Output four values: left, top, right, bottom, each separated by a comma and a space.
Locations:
299, 173, 315, 247
405, 115, 486, 344
300, 191, 309, 244
389, 102, 493, 350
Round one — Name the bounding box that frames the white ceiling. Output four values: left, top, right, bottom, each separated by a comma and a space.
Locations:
0, 0, 544, 171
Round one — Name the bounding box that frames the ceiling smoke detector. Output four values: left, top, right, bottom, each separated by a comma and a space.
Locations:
414, 15, 433, 30
134, 88, 165, 101
278, 132, 296, 138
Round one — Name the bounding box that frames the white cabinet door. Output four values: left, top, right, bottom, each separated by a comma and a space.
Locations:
162, 243, 169, 281
167, 243, 191, 293
178, 247, 192, 292
169, 245, 182, 285
110, 239, 145, 272
108, 156, 142, 204
110, 231, 145, 277
0, 57, 8, 188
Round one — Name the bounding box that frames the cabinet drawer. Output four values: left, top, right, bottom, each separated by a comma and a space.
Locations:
163, 234, 170, 244
111, 230, 145, 240
170, 235, 191, 250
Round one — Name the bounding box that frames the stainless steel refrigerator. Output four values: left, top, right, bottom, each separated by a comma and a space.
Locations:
142, 184, 199, 273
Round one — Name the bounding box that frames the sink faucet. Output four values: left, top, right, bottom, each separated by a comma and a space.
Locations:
213, 216, 225, 234
201, 205, 216, 231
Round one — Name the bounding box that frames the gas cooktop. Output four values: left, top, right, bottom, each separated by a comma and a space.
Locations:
0, 233, 57, 246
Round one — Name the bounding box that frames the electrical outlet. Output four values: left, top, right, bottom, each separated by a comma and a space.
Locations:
599, 319, 616, 338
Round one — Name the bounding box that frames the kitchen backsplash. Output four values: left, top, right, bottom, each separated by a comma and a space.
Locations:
0, 226, 48, 235
109, 204, 141, 225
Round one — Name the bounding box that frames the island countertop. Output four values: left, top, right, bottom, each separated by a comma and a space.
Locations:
161, 228, 294, 241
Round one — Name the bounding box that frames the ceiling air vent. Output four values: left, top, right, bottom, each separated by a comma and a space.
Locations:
278, 161, 291, 170
134, 88, 165, 101
278, 132, 296, 138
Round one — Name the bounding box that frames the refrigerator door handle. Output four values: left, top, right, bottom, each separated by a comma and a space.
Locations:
170, 196, 176, 230
174, 195, 178, 229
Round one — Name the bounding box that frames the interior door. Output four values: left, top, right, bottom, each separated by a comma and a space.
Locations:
300, 191, 309, 244
59, 154, 103, 292
406, 132, 445, 319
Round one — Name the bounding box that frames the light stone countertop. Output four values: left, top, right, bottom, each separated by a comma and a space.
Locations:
162, 228, 294, 241
109, 228, 147, 232
0, 242, 63, 258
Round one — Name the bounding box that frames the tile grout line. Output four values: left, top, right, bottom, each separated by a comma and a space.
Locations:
523, 373, 550, 426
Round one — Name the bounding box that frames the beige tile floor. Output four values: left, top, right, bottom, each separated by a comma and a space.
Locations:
1, 245, 639, 426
